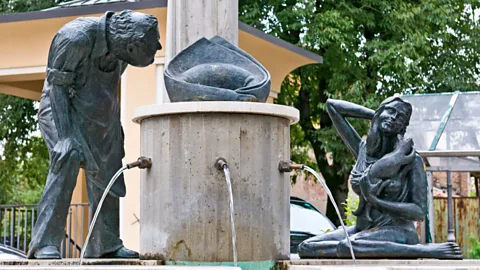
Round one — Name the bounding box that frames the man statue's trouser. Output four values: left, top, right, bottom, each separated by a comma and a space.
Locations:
28, 97, 124, 258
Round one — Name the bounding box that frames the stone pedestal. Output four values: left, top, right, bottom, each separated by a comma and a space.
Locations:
133, 102, 299, 262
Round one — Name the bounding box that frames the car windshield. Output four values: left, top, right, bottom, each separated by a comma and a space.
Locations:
290, 203, 335, 235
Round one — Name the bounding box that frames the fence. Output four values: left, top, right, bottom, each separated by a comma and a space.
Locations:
434, 197, 480, 258
0, 203, 89, 258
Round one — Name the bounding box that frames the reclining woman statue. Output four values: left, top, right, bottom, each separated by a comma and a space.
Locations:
298, 96, 463, 259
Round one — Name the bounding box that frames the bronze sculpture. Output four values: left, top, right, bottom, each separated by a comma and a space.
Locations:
298, 97, 463, 259
164, 36, 270, 102
28, 10, 161, 259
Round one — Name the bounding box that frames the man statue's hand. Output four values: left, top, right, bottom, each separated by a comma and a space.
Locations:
51, 138, 82, 174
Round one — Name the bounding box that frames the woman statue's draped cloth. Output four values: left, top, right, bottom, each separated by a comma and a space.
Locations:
298, 97, 462, 259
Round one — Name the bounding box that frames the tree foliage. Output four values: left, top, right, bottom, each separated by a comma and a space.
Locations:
0, 0, 64, 13
0, 95, 49, 204
239, 0, 480, 225
0, 0, 67, 204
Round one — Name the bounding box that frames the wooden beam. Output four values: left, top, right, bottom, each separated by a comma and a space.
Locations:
0, 83, 41, 100
0, 66, 45, 76
0, 66, 45, 83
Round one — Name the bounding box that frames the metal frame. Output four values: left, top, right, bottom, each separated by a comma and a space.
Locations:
0, 203, 89, 258
405, 92, 480, 246
420, 150, 480, 244
418, 150, 480, 158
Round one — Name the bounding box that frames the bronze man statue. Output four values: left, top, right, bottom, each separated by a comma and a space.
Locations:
298, 97, 463, 259
28, 10, 162, 259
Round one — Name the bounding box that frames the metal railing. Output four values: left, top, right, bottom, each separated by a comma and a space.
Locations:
0, 203, 90, 258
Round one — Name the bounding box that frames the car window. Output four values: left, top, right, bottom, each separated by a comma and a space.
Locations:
290, 204, 335, 235
290, 200, 319, 211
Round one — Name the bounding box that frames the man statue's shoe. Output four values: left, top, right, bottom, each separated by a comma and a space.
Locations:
102, 247, 139, 258
34, 246, 61, 259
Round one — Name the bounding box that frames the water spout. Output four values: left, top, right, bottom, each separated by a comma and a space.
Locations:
278, 160, 304, 172
279, 161, 356, 263
126, 156, 152, 169
214, 157, 237, 267
79, 156, 151, 265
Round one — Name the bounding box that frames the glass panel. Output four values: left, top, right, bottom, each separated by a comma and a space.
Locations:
403, 93, 480, 171
402, 94, 454, 151
436, 93, 480, 151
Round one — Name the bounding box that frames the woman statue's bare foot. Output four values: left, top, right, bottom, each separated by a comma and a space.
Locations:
423, 242, 463, 260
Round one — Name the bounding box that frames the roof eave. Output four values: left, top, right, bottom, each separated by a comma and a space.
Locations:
239, 22, 323, 64
0, 0, 167, 23
0, 0, 323, 64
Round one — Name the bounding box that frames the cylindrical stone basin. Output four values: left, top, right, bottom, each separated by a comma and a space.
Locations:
132, 102, 299, 263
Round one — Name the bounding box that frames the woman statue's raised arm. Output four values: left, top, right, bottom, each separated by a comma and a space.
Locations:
326, 99, 375, 158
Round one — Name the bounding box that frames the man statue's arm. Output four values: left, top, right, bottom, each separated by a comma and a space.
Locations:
46, 33, 90, 172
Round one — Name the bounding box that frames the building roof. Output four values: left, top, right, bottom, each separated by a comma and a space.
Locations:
0, 0, 165, 22
0, 0, 322, 64
44, 0, 139, 10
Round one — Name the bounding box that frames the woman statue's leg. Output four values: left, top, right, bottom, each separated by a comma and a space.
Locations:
298, 226, 356, 258
336, 227, 462, 259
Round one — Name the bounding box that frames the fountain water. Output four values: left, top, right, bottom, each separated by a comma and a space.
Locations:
79, 165, 127, 265
79, 157, 152, 265
278, 161, 356, 262
215, 158, 238, 267
223, 166, 237, 266
302, 165, 356, 263
223, 166, 238, 267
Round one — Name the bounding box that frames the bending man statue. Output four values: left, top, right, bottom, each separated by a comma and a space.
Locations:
298, 97, 463, 259
28, 10, 162, 259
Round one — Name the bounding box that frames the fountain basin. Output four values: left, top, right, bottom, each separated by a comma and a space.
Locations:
132, 102, 299, 263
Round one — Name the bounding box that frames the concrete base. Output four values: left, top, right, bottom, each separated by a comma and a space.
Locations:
0, 259, 240, 269
0, 266, 239, 270
133, 102, 299, 262
0, 259, 478, 269
0, 259, 160, 266
280, 259, 480, 270
288, 267, 479, 270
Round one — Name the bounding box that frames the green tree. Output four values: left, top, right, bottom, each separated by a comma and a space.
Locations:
0, 0, 67, 204
0, 95, 49, 204
240, 0, 480, 225
0, 0, 65, 13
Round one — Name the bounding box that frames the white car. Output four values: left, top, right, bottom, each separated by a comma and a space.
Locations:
290, 197, 336, 254
0, 245, 26, 260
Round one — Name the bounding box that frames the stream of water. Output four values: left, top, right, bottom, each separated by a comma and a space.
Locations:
79, 165, 127, 265
222, 165, 238, 267
302, 165, 356, 263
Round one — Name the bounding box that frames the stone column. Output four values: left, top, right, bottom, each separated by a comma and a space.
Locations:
161, 0, 239, 103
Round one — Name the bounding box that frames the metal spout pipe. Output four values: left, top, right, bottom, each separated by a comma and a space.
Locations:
214, 157, 228, 170
126, 156, 152, 169
278, 161, 304, 172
